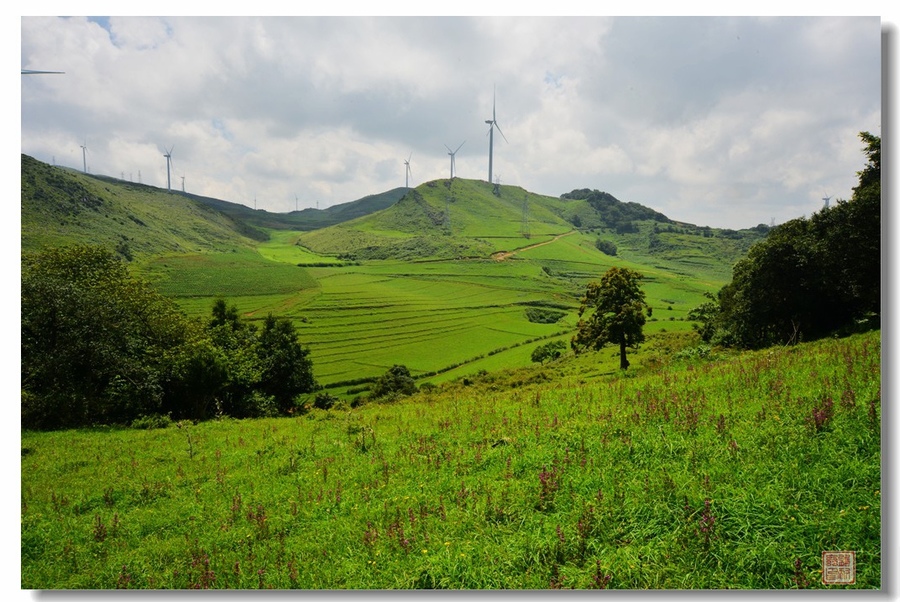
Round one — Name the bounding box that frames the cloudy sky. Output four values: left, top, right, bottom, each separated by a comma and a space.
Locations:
19, 12, 885, 229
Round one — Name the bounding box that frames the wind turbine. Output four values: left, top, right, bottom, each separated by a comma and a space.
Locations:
80, 141, 88, 174
822, 194, 833, 209
445, 141, 466, 179
404, 153, 413, 189
163, 146, 174, 191
485, 86, 507, 186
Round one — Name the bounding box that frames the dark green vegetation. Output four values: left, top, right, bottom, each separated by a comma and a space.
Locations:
22, 246, 318, 429
21, 331, 880, 588
693, 132, 881, 349
572, 267, 653, 370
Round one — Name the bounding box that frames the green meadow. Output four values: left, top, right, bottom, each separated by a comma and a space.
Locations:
21, 331, 881, 589
134, 227, 715, 391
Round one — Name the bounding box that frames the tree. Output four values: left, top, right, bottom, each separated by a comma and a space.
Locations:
255, 314, 318, 413
531, 340, 567, 364
371, 365, 417, 400
571, 267, 651, 370
22, 245, 191, 428
690, 132, 880, 349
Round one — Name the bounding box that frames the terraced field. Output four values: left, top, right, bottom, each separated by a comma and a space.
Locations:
134, 227, 720, 392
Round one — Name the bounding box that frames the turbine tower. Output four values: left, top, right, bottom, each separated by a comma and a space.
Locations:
445, 141, 466, 179
163, 146, 174, 191
80, 141, 87, 174
404, 153, 413, 189
485, 86, 507, 185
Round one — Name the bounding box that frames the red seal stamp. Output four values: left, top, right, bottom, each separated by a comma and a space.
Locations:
822, 551, 856, 585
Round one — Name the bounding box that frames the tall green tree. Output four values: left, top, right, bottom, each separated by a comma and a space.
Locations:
22, 245, 190, 428
691, 131, 880, 348
256, 314, 318, 413
571, 267, 652, 370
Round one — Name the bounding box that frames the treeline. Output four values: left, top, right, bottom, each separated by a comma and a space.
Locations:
691, 132, 880, 349
21, 246, 318, 430
561, 188, 671, 233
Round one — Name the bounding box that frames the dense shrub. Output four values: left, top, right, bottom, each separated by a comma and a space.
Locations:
594, 239, 617, 256
693, 132, 880, 348
525, 307, 566, 324
531, 340, 567, 364
371, 365, 417, 400
22, 245, 192, 429
21, 248, 319, 429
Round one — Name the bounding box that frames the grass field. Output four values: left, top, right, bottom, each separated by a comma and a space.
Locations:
133, 228, 714, 390
20, 331, 881, 589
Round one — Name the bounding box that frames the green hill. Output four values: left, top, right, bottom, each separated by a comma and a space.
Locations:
296, 178, 766, 269
296, 178, 572, 259
21, 155, 262, 258
21, 154, 406, 258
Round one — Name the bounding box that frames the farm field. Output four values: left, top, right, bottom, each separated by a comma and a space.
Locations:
20, 331, 881, 589
135, 229, 716, 390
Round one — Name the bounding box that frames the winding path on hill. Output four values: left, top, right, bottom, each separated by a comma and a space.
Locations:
491, 230, 578, 261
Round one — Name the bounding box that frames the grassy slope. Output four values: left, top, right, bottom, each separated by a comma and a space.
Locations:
298, 179, 574, 258
21, 331, 881, 589
21, 156, 260, 258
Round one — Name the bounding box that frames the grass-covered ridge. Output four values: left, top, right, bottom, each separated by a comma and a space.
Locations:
21, 330, 880, 589
21, 155, 262, 258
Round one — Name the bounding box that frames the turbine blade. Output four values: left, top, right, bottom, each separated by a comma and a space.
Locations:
495, 122, 508, 144
455, 140, 466, 153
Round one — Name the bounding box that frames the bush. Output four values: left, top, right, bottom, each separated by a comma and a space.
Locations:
371, 365, 417, 400
131, 414, 173, 430
531, 340, 568, 364
313, 392, 339, 410
595, 239, 617, 256
525, 308, 566, 324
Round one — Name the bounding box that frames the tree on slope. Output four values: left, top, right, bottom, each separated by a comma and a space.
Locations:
571, 267, 652, 370
691, 131, 881, 348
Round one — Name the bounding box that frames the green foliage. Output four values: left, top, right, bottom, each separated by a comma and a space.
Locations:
256, 314, 318, 413
561, 188, 670, 232
130, 413, 174, 430
371, 365, 417, 400
313, 392, 340, 410
531, 340, 568, 364
594, 239, 617, 256
694, 132, 881, 349
572, 267, 652, 370
21, 245, 192, 429
21, 248, 318, 428
525, 307, 566, 324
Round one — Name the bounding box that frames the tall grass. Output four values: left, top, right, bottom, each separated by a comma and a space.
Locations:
21, 331, 880, 589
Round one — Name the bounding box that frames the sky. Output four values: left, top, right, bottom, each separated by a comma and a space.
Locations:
18, 11, 887, 229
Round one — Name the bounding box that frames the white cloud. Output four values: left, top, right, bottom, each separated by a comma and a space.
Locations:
20, 15, 884, 227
